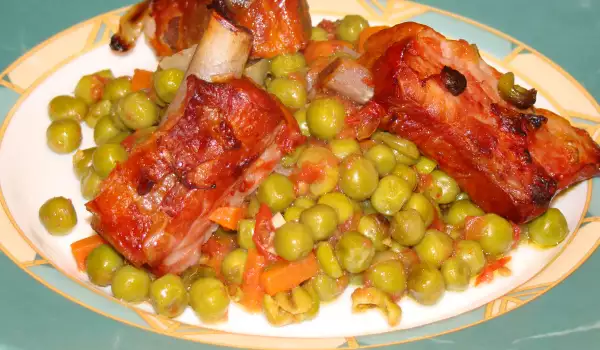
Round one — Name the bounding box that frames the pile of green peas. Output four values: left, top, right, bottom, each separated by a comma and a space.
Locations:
37, 14, 571, 327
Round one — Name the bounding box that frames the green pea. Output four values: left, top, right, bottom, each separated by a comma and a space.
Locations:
109, 100, 129, 131
454, 240, 486, 275
85, 100, 112, 128
247, 195, 260, 218
391, 164, 418, 191
296, 146, 339, 196
339, 154, 379, 201
414, 157, 437, 175
365, 260, 407, 296
150, 274, 188, 318
103, 76, 132, 101
390, 209, 426, 246
311, 27, 329, 41
181, 265, 217, 291
267, 78, 306, 109
470, 214, 513, 256
371, 132, 420, 160
426, 170, 460, 204
441, 257, 471, 291
408, 263, 445, 305
365, 144, 397, 176
237, 219, 256, 250
108, 131, 131, 144
306, 274, 347, 302
46, 120, 82, 154
281, 145, 307, 168
154, 68, 184, 103
111, 265, 151, 303
414, 229, 453, 268
81, 170, 103, 200
310, 166, 340, 197
119, 91, 159, 130
330, 139, 360, 160
456, 192, 470, 201
293, 109, 310, 137
335, 231, 375, 273
393, 149, 419, 166
371, 175, 412, 216
274, 222, 314, 261
257, 173, 296, 213
94, 115, 121, 145
284, 206, 304, 222
404, 193, 434, 227
271, 53, 306, 78
445, 200, 484, 227
358, 214, 390, 251
86, 244, 123, 287
528, 208, 569, 247
75, 73, 109, 105
315, 242, 343, 278
360, 199, 377, 215
300, 204, 339, 241
318, 192, 354, 223
306, 98, 346, 140
48, 95, 88, 122
72, 147, 96, 180
38, 197, 77, 235
336, 15, 369, 43
221, 248, 248, 285
293, 197, 316, 210
92, 143, 128, 178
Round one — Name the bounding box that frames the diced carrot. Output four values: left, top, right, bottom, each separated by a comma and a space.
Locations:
357, 26, 389, 53
304, 40, 353, 65
240, 248, 267, 312
260, 252, 319, 296
209, 207, 247, 231
131, 69, 154, 92
70, 235, 106, 271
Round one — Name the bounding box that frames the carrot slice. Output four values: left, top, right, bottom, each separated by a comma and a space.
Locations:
208, 206, 247, 231
240, 248, 267, 312
260, 252, 319, 296
70, 235, 106, 271
357, 26, 389, 53
131, 69, 154, 92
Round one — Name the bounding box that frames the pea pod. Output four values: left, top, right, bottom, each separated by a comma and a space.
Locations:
351, 287, 402, 327
316, 242, 343, 278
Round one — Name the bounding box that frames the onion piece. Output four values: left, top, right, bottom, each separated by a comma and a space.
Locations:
158, 45, 197, 71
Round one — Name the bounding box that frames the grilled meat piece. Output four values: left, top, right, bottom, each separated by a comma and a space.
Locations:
361, 22, 600, 223
214, 0, 311, 59
90, 13, 303, 275
111, 0, 311, 59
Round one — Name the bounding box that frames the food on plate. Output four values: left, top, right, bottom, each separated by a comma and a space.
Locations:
111, 0, 311, 59
38, 197, 78, 235
36, 1, 600, 329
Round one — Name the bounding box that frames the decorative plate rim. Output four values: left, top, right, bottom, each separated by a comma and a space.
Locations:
0, 1, 598, 349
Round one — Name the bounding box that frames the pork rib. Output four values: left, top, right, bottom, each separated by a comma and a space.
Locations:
360, 22, 600, 223
111, 0, 312, 59
89, 13, 303, 275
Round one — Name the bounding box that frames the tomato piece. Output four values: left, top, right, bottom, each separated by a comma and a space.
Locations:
475, 256, 512, 286
253, 204, 280, 263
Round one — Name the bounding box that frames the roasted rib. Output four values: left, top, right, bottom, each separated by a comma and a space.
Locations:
89, 13, 303, 275
111, 0, 312, 59
359, 22, 600, 223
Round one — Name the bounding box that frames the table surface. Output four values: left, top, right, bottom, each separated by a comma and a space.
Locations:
0, 1, 599, 349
